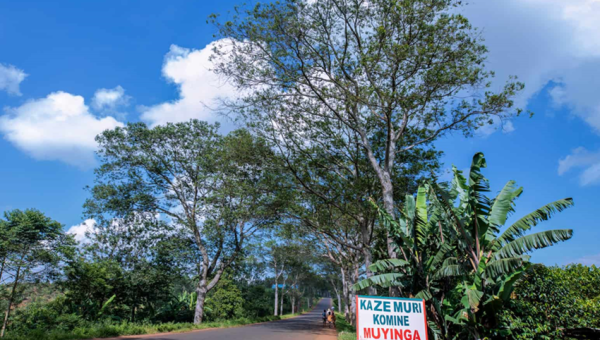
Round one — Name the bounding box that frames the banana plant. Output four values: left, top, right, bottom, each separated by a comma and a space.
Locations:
98, 294, 116, 317
354, 152, 574, 340
355, 185, 456, 339
152, 290, 200, 322
435, 153, 573, 339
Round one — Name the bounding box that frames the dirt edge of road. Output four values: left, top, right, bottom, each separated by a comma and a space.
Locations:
92, 298, 326, 340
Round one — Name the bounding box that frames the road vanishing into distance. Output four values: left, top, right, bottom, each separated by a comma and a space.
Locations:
103, 298, 337, 340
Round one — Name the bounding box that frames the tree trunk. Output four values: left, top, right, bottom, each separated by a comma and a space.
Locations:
1, 264, 22, 337
382, 179, 403, 297
362, 247, 377, 296
360, 218, 377, 296
349, 293, 357, 327
0, 256, 5, 283
348, 271, 357, 327
291, 295, 295, 314
280, 279, 285, 316
341, 267, 350, 322
348, 261, 361, 326
193, 279, 208, 324
382, 180, 397, 258
274, 279, 279, 316
329, 277, 343, 314
366, 144, 398, 262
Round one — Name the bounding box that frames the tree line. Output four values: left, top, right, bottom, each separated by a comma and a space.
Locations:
1, 0, 598, 339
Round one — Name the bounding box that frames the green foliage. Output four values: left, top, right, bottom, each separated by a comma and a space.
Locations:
151, 290, 195, 323
7, 296, 83, 334
204, 272, 245, 321
4, 276, 296, 339
2, 314, 283, 340
499, 264, 600, 339
61, 259, 123, 320
0, 209, 76, 337
355, 152, 574, 339
211, 2, 524, 278
60, 239, 182, 323
335, 312, 356, 340
85, 120, 287, 324
240, 285, 274, 319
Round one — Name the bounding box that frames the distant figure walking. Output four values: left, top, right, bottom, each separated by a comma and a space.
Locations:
322, 309, 327, 325
325, 308, 336, 328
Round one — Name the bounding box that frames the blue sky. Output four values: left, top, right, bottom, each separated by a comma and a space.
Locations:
0, 0, 598, 266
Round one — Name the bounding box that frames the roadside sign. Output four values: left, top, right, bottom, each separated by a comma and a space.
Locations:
356, 295, 428, 340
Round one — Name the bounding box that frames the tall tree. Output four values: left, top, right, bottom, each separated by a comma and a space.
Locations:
0, 209, 74, 338
211, 0, 524, 270
282, 129, 439, 296
85, 120, 284, 324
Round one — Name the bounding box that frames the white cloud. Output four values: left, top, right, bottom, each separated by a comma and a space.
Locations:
0, 91, 124, 168
548, 85, 568, 108
0, 63, 27, 96
91, 85, 130, 111
558, 147, 600, 186
501, 120, 515, 134
67, 219, 96, 243
573, 253, 600, 266
140, 40, 237, 127
462, 0, 600, 134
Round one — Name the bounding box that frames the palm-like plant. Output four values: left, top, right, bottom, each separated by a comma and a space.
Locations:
355, 153, 574, 340
355, 185, 456, 337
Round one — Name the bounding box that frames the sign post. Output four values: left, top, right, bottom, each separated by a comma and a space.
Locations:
356, 295, 428, 340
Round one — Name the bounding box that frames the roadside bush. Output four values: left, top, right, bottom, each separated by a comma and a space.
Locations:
499, 264, 600, 339
204, 272, 245, 321
240, 285, 274, 318
2, 315, 283, 340
7, 295, 84, 333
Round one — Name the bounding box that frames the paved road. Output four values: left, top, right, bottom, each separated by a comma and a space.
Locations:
106, 298, 337, 340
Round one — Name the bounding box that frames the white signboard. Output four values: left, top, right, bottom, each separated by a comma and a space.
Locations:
356, 295, 428, 340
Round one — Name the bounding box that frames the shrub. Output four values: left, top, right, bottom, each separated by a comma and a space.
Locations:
499, 264, 600, 339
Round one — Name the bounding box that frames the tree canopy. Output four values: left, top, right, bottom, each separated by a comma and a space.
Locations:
85, 120, 288, 324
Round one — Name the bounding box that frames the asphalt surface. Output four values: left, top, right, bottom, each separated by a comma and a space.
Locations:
105, 298, 338, 340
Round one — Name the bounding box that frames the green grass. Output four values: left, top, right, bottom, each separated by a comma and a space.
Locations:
338, 332, 357, 340
280, 312, 302, 319
2, 315, 283, 340
335, 312, 356, 340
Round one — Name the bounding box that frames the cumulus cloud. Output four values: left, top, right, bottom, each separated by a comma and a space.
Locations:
463, 0, 600, 134
91, 85, 130, 111
0, 63, 27, 96
558, 147, 600, 186
0, 91, 124, 168
140, 40, 237, 127
67, 219, 96, 243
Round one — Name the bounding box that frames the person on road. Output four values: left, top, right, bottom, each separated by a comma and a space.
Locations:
322, 309, 327, 325
326, 308, 336, 328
